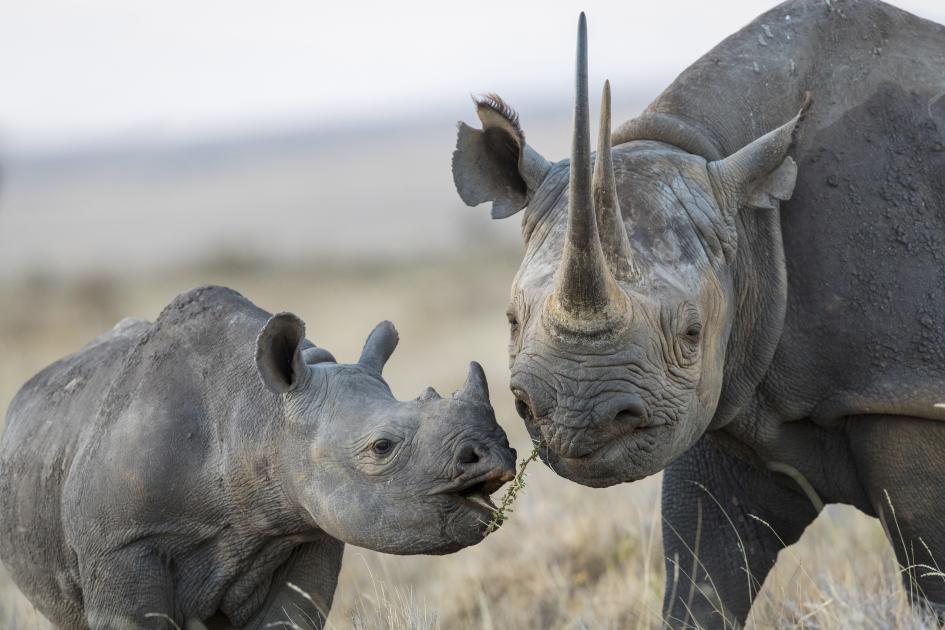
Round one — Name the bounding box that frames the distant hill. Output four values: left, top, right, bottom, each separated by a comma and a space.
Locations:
0, 95, 649, 278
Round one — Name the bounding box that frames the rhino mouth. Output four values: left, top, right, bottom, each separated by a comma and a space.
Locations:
523, 415, 671, 487
437, 469, 511, 515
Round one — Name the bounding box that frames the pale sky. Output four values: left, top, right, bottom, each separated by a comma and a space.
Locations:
3, 0, 944, 151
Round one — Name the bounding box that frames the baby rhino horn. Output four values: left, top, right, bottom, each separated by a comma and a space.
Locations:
418, 387, 442, 401
359, 321, 399, 374
453, 362, 490, 403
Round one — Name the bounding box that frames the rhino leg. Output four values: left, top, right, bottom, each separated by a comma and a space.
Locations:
849, 415, 945, 614
661, 435, 819, 629
80, 544, 179, 630
243, 534, 344, 630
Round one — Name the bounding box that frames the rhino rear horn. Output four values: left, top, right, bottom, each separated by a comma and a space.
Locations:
359, 321, 399, 374
593, 80, 637, 281
453, 362, 489, 403
418, 386, 442, 401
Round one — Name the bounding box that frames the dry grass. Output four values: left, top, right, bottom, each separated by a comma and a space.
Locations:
0, 253, 939, 629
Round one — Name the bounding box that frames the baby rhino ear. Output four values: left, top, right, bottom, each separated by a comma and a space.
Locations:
452, 95, 552, 219
256, 312, 310, 394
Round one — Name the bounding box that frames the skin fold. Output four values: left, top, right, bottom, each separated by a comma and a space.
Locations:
0, 285, 516, 629
452, 1, 945, 626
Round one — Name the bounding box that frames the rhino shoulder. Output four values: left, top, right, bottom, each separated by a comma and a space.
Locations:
155, 285, 253, 324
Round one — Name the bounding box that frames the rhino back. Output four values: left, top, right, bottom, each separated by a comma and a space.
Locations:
0, 286, 291, 627
617, 0, 945, 156
61, 286, 306, 623
63, 285, 275, 535
0, 316, 150, 627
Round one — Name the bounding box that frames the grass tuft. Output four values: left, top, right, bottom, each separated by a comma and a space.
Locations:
485, 443, 541, 534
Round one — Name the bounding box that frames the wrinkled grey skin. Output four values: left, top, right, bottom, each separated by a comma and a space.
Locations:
0, 286, 515, 629
453, 1, 945, 626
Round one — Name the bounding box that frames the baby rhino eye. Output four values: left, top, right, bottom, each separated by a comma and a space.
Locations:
372, 439, 394, 456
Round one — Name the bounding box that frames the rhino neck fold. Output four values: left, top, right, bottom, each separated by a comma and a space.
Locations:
709, 207, 788, 431
613, 111, 725, 161
219, 392, 321, 539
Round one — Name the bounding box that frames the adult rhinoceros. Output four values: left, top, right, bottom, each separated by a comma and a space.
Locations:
452, 1, 945, 626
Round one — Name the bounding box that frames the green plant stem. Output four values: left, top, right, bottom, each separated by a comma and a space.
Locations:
485, 444, 541, 534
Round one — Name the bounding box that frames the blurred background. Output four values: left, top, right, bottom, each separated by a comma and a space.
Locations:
2, 1, 945, 627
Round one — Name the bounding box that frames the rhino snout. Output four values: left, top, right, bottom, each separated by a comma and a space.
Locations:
453, 440, 517, 481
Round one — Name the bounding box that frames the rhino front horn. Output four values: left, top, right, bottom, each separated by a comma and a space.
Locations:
453, 362, 489, 403
549, 13, 629, 334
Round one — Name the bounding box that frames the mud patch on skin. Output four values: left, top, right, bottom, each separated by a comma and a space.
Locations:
773, 81, 945, 411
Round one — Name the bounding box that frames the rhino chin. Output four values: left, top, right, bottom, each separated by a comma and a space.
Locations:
537, 424, 674, 488
438, 516, 492, 554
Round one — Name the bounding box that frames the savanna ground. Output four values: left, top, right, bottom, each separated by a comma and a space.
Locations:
0, 251, 938, 629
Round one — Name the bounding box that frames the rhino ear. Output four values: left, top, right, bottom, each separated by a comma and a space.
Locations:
452, 94, 552, 219
708, 96, 809, 214
256, 312, 310, 394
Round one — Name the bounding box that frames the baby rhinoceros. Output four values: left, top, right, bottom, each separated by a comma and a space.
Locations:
0, 286, 516, 630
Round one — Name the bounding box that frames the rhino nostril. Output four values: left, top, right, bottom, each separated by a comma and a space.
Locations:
513, 391, 532, 421
514, 398, 530, 420
457, 445, 481, 465
613, 398, 647, 424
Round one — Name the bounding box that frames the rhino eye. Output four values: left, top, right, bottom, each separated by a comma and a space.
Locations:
506, 311, 520, 336
684, 323, 702, 343
372, 439, 394, 456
